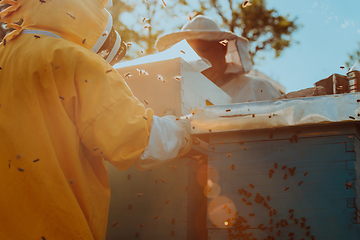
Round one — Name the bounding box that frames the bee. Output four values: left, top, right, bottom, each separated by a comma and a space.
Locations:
284, 220, 289, 226
238, 189, 242, 195
231, 164, 235, 170
228, 209, 232, 214
33, 159, 40, 163
249, 184, 255, 188
269, 219, 273, 224
284, 187, 289, 191
284, 174, 287, 179
247, 192, 252, 198
277, 230, 281, 236
160, 178, 166, 183
242, 1, 252, 8
67, 12, 76, 20
306, 231, 310, 236
282, 165, 287, 170
125, 42, 133, 47
243, 147, 247, 150
242, 198, 247, 202
289, 209, 294, 213
273, 209, 277, 215
301, 217, 306, 222
249, 213, 254, 217
143, 23, 151, 29
173, 75, 183, 81
219, 39, 228, 46
311, 236, 316, 240
289, 167, 296, 176
289, 232, 294, 236
267, 195, 270, 201
274, 163, 278, 169
306, 226, 311, 230
269, 226, 274, 232
299, 181, 303, 186
34, 35, 41, 39
82, 39, 86, 44
294, 218, 299, 224
304, 172, 308, 176
17, 168, 24, 172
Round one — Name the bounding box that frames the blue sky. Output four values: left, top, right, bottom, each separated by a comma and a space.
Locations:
254, 0, 360, 93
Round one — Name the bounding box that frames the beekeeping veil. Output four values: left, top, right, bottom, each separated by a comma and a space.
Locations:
155, 15, 253, 74
0, 0, 125, 65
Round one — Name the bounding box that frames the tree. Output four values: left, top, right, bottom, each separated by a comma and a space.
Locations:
346, 42, 360, 69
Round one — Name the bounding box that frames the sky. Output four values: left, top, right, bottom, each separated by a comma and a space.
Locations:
251, 0, 360, 93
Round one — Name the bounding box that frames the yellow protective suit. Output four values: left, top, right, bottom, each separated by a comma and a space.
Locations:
0, 0, 153, 239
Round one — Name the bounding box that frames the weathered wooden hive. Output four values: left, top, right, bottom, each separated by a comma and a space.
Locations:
191, 93, 360, 240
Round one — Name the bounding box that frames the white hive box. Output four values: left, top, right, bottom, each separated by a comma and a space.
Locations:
114, 40, 232, 117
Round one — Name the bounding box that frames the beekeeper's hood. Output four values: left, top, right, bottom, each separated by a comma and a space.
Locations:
155, 15, 253, 74
0, 0, 125, 65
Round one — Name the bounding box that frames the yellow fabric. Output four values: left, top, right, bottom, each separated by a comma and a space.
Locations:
0, 32, 153, 240
0, 0, 108, 49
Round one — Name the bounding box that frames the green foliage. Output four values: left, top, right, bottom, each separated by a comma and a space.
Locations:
346, 42, 360, 68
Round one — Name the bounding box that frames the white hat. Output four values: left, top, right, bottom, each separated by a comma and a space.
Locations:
156, 15, 248, 51
155, 15, 252, 74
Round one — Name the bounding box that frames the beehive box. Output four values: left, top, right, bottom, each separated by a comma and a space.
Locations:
106, 57, 230, 240
205, 122, 360, 240
115, 57, 232, 116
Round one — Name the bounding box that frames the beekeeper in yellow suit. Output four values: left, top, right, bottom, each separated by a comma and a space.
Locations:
0, 0, 191, 239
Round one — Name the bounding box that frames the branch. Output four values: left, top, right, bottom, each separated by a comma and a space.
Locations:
210, 0, 229, 25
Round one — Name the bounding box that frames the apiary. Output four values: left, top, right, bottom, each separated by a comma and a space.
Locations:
191, 93, 360, 240
106, 44, 231, 240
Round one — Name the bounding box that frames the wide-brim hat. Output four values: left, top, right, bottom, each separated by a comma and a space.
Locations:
155, 15, 248, 52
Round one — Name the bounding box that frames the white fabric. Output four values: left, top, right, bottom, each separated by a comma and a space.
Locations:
90, 9, 113, 53
22, 29, 62, 39
219, 73, 282, 103
134, 115, 187, 171
105, 30, 121, 64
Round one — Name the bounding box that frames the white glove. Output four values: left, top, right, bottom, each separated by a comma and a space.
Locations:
134, 114, 192, 171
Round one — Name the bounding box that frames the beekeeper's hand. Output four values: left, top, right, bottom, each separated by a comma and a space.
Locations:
134, 110, 193, 171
